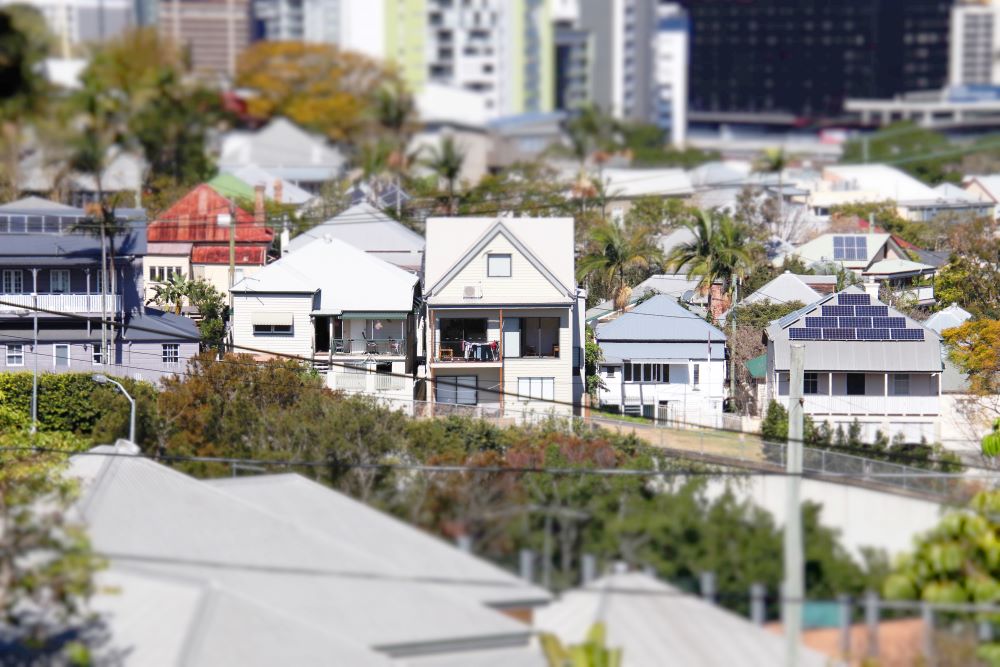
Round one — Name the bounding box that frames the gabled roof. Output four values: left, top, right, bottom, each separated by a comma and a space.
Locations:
149, 184, 272, 244
863, 258, 936, 277
218, 118, 346, 179
599, 167, 694, 198
231, 235, 417, 314
933, 182, 980, 202
742, 272, 821, 306
286, 202, 425, 257
923, 303, 972, 334
596, 295, 725, 343
69, 444, 536, 658
535, 571, 827, 667
765, 287, 942, 372
208, 173, 256, 201
783, 233, 893, 269
424, 218, 576, 300
0, 196, 81, 213
123, 308, 200, 342
192, 245, 268, 266
822, 164, 938, 201
206, 474, 550, 608
586, 274, 707, 323
223, 165, 315, 206
963, 175, 1000, 203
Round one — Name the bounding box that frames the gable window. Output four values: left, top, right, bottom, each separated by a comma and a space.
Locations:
50, 269, 70, 293
893, 373, 910, 396
804, 372, 819, 395
518, 377, 555, 401
846, 373, 866, 396
53, 344, 70, 368
162, 344, 180, 364
487, 253, 512, 277
5, 344, 23, 366
2, 269, 23, 293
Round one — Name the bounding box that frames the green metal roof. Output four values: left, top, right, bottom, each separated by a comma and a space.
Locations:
341, 311, 409, 320
746, 353, 767, 379
208, 173, 255, 201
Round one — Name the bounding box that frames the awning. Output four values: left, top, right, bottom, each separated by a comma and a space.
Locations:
746, 353, 767, 380
340, 311, 408, 320
251, 312, 294, 326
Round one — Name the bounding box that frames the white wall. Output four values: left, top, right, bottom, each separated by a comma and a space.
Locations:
193, 264, 265, 298
231, 292, 314, 358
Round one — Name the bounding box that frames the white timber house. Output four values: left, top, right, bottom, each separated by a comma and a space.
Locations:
422, 217, 585, 418
230, 236, 420, 403
595, 295, 727, 426
765, 287, 943, 443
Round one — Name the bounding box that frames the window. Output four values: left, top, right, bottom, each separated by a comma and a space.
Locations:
162, 344, 180, 364
693, 364, 700, 386
605, 366, 616, 378
624, 363, 670, 383
487, 253, 512, 277
518, 377, 555, 401
804, 372, 819, 395
53, 344, 70, 368
2, 269, 24, 293
6, 344, 23, 366
519, 317, 560, 357
894, 373, 910, 396
846, 373, 866, 396
50, 269, 70, 293
92, 345, 105, 365
253, 324, 293, 335
436, 376, 477, 405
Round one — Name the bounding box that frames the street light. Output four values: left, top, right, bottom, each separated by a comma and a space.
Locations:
92, 374, 136, 444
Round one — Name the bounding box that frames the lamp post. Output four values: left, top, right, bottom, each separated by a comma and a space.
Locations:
92, 373, 135, 443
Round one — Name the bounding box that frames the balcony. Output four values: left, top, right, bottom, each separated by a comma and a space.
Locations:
330, 338, 405, 356
776, 394, 940, 417
435, 339, 500, 364
329, 371, 409, 394
0, 293, 122, 315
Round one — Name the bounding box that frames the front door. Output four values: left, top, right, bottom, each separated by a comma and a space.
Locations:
846, 373, 866, 396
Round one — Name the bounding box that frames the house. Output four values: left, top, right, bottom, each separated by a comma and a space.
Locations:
410, 82, 493, 186
284, 202, 425, 274
594, 295, 727, 425
218, 118, 347, 194
18, 149, 145, 209
0, 197, 198, 383
422, 217, 585, 417
586, 273, 706, 325
70, 441, 547, 666
741, 272, 827, 307
591, 167, 694, 223
217, 165, 317, 208
764, 287, 943, 443
924, 303, 972, 334
146, 183, 274, 300
230, 236, 420, 403
487, 111, 567, 169
535, 570, 826, 667
962, 174, 1000, 219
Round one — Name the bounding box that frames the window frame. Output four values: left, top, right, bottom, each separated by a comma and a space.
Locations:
486, 253, 512, 278
50, 269, 71, 294
53, 343, 70, 368
92, 345, 104, 365
517, 377, 555, 402
692, 364, 700, 386
2, 269, 24, 294
252, 324, 294, 335
804, 372, 819, 395
5, 344, 24, 367
436, 375, 478, 405
893, 373, 910, 396
162, 343, 180, 365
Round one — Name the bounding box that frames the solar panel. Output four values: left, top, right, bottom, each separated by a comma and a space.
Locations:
857, 328, 891, 340
891, 328, 924, 341
832, 237, 868, 261
839, 316, 872, 328
873, 316, 906, 329
837, 293, 871, 305
789, 328, 821, 340
805, 316, 839, 328
855, 305, 889, 317
823, 328, 856, 340
821, 305, 854, 317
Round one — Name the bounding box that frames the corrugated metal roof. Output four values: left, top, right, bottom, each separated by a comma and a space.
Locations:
191, 245, 268, 265
149, 184, 272, 243
287, 202, 425, 255
535, 572, 827, 667
742, 273, 820, 306
596, 295, 726, 342
123, 308, 200, 341
924, 304, 972, 334
600, 341, 726, 363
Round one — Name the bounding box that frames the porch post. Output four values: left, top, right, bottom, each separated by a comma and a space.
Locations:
828, 371, 833, 414
499, 308, 504, 417
328, 317, 333, 383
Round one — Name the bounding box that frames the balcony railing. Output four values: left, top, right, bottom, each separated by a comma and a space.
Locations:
331, 338, 405, 356
0, 293, 122, 314
776, 394, 940, 417
436, 339, 500, 362
330, 371, 408, 393
893, 286, 935, 304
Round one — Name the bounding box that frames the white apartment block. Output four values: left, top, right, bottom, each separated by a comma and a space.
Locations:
950, 0, 1000, 86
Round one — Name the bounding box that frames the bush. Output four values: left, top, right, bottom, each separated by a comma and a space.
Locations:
761, 401, 788, 442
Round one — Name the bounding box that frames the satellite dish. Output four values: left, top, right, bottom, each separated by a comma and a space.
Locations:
682, 290, 695, 303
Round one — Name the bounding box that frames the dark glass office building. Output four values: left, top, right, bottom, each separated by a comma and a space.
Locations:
679, 0, 953, 124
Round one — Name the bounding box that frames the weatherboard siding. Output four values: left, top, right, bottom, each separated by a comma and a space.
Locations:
232, 293, 314, 358
432, 235, 566, 305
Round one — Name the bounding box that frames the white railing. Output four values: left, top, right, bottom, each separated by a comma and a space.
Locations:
895, 286, 934, 303
0, 293, 121, 314
779, 394, 940, 416
330, 371, 409, 394
332, 373, 368, 392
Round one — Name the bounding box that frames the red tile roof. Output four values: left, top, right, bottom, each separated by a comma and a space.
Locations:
149, 184, 274, 243
191, 245, 269, 265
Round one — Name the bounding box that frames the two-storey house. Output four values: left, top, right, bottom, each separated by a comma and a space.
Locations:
0, 197, 199, 383
595, 295, 727, 425
422, 217, 585, 417
764, 287, 942, 443
230, 236, 420, 403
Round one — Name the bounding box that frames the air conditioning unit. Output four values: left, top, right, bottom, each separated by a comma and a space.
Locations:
463, 285, 482, 299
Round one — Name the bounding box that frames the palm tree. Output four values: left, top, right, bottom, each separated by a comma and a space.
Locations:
149, 274, 189, 315
576, 222, 663, 311
665, 209, 755, 304
754, 147, 788, 228
422, 135, 465, 214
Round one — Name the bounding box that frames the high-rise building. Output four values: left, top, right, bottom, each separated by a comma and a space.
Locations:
576, 0, 688, 146
678, 0, 953, 124
0, 0, 137, 54
950, 0, 1000, 86
553, 0, 591, 112
159, 0, 250, 79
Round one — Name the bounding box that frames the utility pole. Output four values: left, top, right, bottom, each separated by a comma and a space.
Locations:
785, 342, 805, 667
30, 268, 38, 436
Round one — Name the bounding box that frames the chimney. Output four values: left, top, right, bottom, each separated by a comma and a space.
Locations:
254, 184, 265, 224
273, 179, 283, 204
280, 220, 291, 256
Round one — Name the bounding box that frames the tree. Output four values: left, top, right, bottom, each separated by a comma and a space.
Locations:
944, 320, 1000, 396
727, 302, 805, 414
584, 325, 604, 398
883, 490, 1000, 664
0, 431, 104, 661
624, 196, 697, 233
576, 221, 663, 310
541, 623, 622, 667
421, 136, 466, 215
236, 42, 402, 144
664, 209, 756, 305
460, 162, 573, 217
753, 148, 787, 232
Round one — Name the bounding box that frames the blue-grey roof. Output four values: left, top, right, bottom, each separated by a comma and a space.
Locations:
123, 309, 200, 342
600, 342, 726, 363
0, 197, 147, 258
924, 304, 972, 333
596, 295, 726, 342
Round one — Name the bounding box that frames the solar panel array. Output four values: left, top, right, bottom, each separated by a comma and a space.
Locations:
833, 236, 868, 261
785, 293, 925, 342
